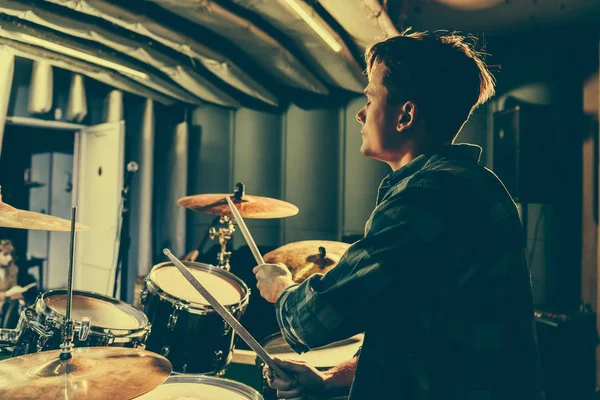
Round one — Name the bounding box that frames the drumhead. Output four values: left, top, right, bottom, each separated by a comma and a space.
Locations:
42, 290, 147, 330
262, 333, 364, 368
148, 264, 246, 307
137, 374, 263, 400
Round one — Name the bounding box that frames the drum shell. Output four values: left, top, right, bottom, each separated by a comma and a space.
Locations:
142, 261, 249, 374
13, 289, 150, 355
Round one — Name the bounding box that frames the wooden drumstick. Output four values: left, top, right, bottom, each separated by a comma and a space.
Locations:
225, 196, 265, 265
162, 249, 290, 380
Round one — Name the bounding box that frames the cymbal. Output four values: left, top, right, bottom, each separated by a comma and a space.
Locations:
177, 194, 298, 219
264, 240, 351, 283
0, 347, 171, 400
0, 196, 89, 231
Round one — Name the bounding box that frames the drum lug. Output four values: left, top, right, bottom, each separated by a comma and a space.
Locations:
24, 320, 52, 352
222, 318, 231, 335
78, 317, 91, 342
131, 339, 145, 349
160, 345, 170, 357
167, 302, 185, 330
140, 279, 149, 305
36, 331, 53, 352
0, 329, 19, 344
96, 331, 114, 346
46, 316, 60, 330
23, 307, 36, 322
133, 323, 150, 349
213, 349, 224, 370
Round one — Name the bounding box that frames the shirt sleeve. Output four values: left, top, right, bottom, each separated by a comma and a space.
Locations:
275, 173, 468, 353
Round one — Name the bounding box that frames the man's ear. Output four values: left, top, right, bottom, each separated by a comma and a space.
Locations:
397, 101, 417, 133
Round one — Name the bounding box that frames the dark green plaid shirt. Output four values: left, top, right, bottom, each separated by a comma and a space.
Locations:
275, 144, 545, 399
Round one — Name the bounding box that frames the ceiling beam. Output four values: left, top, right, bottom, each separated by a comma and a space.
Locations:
44, 0, 283, 104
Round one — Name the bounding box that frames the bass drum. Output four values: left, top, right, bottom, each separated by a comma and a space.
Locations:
142, 261, 250, 374
137, 374, 263, 400
14, 289, 149, 355
258, 333, 364, 400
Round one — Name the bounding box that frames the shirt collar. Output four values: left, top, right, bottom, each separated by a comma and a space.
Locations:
376, 143, 482, 204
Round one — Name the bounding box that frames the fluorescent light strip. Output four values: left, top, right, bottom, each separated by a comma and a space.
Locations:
20, 34, 149, 80
282, 0, 343, 53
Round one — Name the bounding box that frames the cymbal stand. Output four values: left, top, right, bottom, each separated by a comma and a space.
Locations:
59, 207, 77, 361
208, 182, 245, 271
209, 216, 234, 270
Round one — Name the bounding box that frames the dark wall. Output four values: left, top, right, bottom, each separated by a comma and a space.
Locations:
484, 27, 599, 308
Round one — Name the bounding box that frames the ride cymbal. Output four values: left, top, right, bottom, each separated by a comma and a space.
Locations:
0, 347, 171, 400
177, 194, 298, 219
0, 196, 89, 231
264, 240, 351, 283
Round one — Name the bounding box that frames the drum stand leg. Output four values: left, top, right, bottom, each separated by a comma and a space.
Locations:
210, 216, 235, 271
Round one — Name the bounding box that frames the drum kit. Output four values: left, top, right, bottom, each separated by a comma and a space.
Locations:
0, 184, 362, 399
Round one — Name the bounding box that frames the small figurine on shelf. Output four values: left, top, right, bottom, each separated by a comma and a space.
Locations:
0, 240, 38, 328
0, 240, 20, 301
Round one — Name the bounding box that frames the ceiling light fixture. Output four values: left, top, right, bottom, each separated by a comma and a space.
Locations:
435, 0, 504, 11
281, 0, 343, 53
19, 33, 149, 79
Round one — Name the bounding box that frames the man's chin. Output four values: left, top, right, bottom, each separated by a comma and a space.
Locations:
360, 145, 371, 157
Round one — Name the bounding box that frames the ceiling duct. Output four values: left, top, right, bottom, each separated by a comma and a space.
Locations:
0, 20, 204, 104
0, 39, 175, 105
0, 0, 245, 107
150, 0, 330, 95
45, 0, 323, 98
228, 0, 367, 93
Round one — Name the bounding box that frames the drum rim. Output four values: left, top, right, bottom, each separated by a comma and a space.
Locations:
37, 289, 150, 335
157, 374, 263, 400
258, 332, 365, 369
145, 261, 250, 312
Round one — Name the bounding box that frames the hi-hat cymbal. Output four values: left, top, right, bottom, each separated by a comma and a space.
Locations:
177, 194, 298, 219
0, 347, 172, 400
0, 196, 89, 231
264, 240, 351, 283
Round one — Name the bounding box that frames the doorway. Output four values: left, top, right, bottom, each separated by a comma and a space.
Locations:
0, 124, 76, 289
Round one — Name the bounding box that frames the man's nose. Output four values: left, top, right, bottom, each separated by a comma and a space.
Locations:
356, 108, 365, 124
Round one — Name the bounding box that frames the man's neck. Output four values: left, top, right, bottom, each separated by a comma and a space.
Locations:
387, 140, 450, 171
387, 151, 416, 171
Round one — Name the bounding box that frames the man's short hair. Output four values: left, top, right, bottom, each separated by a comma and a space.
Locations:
365, 29, 496, 142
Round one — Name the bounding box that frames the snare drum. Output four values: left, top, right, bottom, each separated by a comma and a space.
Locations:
14, 289, 149, 355
137, 374, 263, 399
258, 333, 364, 399
142, 261, 250, 374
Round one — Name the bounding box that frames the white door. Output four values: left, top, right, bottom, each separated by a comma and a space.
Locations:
73, 121, 125, 295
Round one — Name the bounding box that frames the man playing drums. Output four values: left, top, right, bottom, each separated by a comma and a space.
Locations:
255, 30, 544, 400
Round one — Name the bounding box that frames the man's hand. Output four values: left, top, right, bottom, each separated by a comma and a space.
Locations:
4, 286, 24, 299
263, 357, 328, 399
253, 263, 295, 303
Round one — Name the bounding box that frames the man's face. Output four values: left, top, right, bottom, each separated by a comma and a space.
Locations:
355, 62, 403, 161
